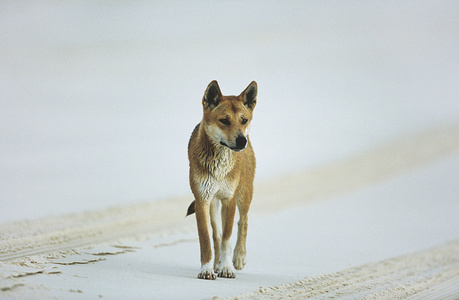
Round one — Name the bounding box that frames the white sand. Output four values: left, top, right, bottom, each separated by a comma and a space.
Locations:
2, 1, 459, 222
1, 1, 459, 299
1, 124, 458, 299
235, 241, 459, 299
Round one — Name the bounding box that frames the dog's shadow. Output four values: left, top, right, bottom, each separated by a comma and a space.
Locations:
145, 261, 198, 280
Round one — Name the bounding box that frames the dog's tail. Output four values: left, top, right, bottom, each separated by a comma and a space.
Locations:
185, 200, 195, 217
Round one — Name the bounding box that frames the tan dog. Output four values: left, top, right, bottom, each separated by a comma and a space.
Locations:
186, 80, 257, 279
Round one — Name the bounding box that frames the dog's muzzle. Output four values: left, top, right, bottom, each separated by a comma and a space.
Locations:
220, 135, 247, 152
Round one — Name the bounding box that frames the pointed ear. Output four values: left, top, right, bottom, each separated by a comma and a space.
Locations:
202, 80, 222, 110
241, 81, 257, 110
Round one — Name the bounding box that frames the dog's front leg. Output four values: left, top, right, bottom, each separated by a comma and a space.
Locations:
210, 199, 221, 272
233, 197, 250, 271
233, 213, 248, 270
195, 198, 216, 280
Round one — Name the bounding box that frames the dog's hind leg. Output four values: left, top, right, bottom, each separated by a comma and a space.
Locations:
218, 198, 237, 278
210, 199, 221, 272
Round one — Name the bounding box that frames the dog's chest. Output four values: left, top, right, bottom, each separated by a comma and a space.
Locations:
199, 175, 236, 202
210, 148, 234, 179
199, 146, 235, 179
198, 148, 237, 201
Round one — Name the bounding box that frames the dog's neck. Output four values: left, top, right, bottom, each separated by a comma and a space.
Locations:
198, 126, 235, 179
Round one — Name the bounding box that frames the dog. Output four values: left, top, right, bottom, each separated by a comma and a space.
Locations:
186, 80, 257, 280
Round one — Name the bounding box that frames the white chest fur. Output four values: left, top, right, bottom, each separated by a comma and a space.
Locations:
198, 176, 236, 203
197, 147, 237, 202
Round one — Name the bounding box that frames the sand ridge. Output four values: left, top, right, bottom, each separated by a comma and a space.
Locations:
230, 240, 459, 299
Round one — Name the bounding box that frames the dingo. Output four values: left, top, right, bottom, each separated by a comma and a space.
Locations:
186, 80, 257, 279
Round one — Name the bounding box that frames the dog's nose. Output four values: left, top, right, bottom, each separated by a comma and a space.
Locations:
235, 135, 247, 150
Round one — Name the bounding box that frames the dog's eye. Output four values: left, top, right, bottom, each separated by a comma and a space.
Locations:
219, 118, 231, 125
241, 118, 248, 125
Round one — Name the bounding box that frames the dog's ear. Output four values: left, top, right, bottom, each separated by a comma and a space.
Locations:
203, 80, 222, 110
241, 81, 257, 110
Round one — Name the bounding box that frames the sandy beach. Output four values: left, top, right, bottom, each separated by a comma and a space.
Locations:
1, 123, 459, 299
1, 1, 459, 299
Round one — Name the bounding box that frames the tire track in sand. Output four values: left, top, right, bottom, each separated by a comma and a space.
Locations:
230, 240, 459, 299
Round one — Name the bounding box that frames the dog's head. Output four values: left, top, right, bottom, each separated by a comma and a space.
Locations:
202, 80, 257, 152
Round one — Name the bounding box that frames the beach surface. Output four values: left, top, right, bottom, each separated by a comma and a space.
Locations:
1, 1, 459, 298
1, 123, 459, 299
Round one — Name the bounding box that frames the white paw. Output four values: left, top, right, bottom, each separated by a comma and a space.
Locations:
198, 263, 216, 280
233, 248, 247, 270
218, 266, 236, 278
213, 261, 220, 273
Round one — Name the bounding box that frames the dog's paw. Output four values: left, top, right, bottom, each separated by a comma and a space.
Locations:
198, 270, 216, 280
213, 262, 220, 273
198, 263, 216, 280
218, 267, 236, 278
233, 249, 247, 270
